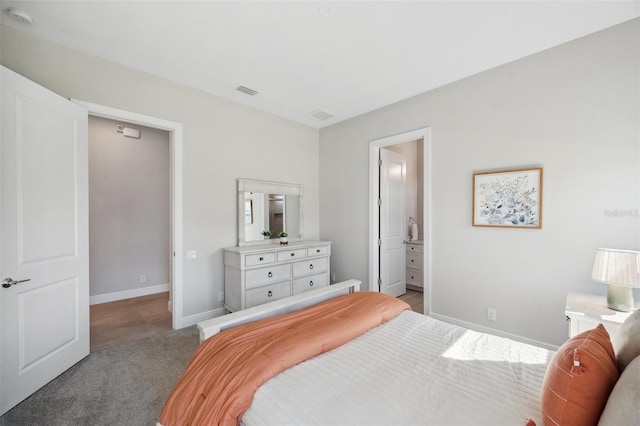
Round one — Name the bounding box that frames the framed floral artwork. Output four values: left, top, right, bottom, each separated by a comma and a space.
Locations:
473, 167, 543, 228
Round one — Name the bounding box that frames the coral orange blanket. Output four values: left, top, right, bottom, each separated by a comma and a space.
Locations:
158, 292, 410, 426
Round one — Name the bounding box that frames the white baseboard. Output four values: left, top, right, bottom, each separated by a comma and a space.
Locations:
175, 307, 226, 330
90, 283, 170, 305
430, 312, 559, 351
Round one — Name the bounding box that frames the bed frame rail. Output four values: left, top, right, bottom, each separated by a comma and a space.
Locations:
197, 279, 361, 342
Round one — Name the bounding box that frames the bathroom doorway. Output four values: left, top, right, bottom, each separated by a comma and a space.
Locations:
369, 127, 432, 315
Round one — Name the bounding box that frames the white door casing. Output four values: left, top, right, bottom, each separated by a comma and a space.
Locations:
71, 100, 185, 330
368, 127, 431, 314
379, 148, 406, 297
1, 66, 89, 414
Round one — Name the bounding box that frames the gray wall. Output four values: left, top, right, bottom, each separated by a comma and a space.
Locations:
89, 116, 170, 299
0, 26, 320, 320
320, 18, 640, 347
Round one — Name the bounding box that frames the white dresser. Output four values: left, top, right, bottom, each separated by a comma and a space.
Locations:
406, 241, 423, 291
224, 240, 332, 312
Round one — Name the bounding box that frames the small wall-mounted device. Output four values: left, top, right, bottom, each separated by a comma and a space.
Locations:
116, 124, 140, 139
123, 127, 141, 139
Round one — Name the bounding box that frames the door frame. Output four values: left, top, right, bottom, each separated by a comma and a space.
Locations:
368, 127, 432, 314
71, 100, 185, 329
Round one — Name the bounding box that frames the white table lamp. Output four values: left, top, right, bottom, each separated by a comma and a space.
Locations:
591, 248, 640, 312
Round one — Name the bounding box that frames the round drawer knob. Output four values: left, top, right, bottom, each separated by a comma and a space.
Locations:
259, 257, 264, 261
268, 272, 273, 278
268, 291, 273, 297
411, 259, 414, 263
316, 249, 320, 253
309, 281, 314, 287
309, 264, 314, 270
291, 253, 295, 257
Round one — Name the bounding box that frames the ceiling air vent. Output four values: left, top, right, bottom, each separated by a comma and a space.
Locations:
308, 109, 335, 121
236, 85, 258, 96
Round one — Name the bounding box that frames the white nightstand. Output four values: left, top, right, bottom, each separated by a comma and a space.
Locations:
565, 291, 637, 338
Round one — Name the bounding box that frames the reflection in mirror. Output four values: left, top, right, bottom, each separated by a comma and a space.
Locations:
244, 200, 253, 224
269, 194, 284, 236
242, 193, 296, 241
238, 179, 303, 246
285, 194, 299, 238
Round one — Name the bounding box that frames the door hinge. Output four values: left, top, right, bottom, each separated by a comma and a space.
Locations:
378, 159, 382, 166
377, 199, 381, 206
377, 239, 381, 246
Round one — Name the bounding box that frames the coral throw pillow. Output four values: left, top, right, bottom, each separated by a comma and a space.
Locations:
540, 324, 618, 426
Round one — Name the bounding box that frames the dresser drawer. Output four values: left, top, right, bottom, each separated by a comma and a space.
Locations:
245, 281, 291, 308
245, 264, 291, 289
407, 252, 423, 270
406, 243, 423, 254
245, 252, 276, 267
307, 245, 330, 257
292, 273, 329, 295
407, 269, 422, 286
293, 257, 328, 277
277, 249, 307, 262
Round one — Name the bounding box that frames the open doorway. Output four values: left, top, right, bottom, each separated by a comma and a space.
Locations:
369, 128, 431, 315
72, 99, 185, 348
88, 116, 171, 352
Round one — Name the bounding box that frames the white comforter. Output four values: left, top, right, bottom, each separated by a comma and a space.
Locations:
242, 310, 552, 425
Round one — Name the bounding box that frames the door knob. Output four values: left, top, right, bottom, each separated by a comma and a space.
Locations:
2, 277, 31, 289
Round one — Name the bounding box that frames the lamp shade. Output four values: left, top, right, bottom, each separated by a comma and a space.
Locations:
592, 248, 640, 288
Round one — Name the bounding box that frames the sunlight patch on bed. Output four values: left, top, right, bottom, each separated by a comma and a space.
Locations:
441, 330, 550, 365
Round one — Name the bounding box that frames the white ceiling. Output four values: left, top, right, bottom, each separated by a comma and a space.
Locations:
1, 1, 638, 128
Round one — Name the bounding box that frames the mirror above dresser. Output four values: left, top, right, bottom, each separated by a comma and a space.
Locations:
230, 179, 331, 312
238, 178, 303, 246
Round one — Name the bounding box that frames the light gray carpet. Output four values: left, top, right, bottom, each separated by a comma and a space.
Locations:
0, 326, 199, 426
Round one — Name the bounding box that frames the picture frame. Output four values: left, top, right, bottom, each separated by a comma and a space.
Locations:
473, 167, 543, 229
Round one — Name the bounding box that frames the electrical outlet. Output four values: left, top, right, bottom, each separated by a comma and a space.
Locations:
139, 274, 147, 283
487, 308, 497, 321
218, 291, 224, 302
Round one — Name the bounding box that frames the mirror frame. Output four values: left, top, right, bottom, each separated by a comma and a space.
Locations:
237, 178, 304, 246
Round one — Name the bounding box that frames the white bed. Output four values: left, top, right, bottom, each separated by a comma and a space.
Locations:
242, 308, 550, 425
179, 280, 640, 426
194, 280, 551, 425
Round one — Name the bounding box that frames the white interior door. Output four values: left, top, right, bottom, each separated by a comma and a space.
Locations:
1, 66, 89, 414
379, 148, 406, 297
